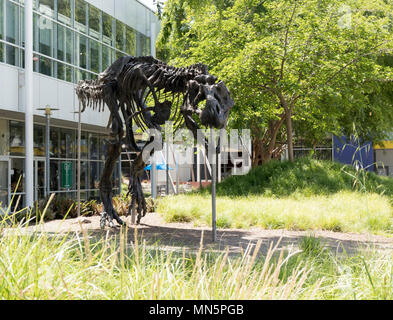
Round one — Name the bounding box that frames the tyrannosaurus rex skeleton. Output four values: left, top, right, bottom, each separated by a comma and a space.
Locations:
76, 56, 233, 228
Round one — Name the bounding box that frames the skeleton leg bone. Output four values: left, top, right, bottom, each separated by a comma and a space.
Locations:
127, 151, 148, 224
99, 116, 125, 228
127, 134, 160, 224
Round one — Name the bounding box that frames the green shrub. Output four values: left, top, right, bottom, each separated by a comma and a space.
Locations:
199, 158, 393, 197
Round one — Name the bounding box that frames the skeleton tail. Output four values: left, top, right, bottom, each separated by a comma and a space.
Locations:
75, 79, 105, 112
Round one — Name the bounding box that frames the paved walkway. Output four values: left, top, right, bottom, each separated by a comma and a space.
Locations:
21, 212, 393, 257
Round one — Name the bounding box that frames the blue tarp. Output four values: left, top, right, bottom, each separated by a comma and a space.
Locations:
144, 163, 174, 171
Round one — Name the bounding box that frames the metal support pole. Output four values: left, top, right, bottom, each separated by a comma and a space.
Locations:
45, 109, 50, 198
77, 102, 81, 217
25, 0, 34, 208
118, 157, 122, 195
37, 106, 59, 200
197, 146, 201, 189
166, 142, 169, 195
210, 128, 216, 242
176, 161, 179, 194
151, 151, 157, 199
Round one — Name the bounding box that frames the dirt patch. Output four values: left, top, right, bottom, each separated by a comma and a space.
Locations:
22, 212, 393, 256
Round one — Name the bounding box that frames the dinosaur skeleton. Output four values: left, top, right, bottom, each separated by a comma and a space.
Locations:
76, 56, 233, 228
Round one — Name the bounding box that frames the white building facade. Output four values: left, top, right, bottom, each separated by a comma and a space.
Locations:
0, 0, 160, 210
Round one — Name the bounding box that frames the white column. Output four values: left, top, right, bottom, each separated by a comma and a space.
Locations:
25, 0, 34, 207
150, 22, 156, 57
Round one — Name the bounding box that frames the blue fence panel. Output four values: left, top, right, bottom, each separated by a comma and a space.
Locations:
333, 136, 374, 172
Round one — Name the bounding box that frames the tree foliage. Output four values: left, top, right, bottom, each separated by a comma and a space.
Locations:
157, 0, 393, 165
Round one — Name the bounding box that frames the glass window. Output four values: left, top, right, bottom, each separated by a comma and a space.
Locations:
57, 24, 73, 65
65, 28, 72, 64
20, 8, 24, 47
102, 45, 112, 70
76, 69, 89, 81
9, 121, 25, 156
100, 137, 108, 160
89, 133, 99, 160
0, 160, 9, 206
115, 50, 123, 61
126, 26, 136, 55
57, 62, 72, 82
6, 0, 19, 44
137, 33, 151, 56
138, 34, 151, 56
39, 0, 54, 18
57, 24, 65, 61
11, 158, 24, 194
33, 13, 38, 52
145, 37, 151, 56
81, 132, 88, 159
50, 127, 59, 158
89, 39, 100, 73
102, 12, 113, 46
76, 34, 87, 70
89, 161, 99, 189
5, 44, 18, 66
75, 0, 86, 33
34, 124, 45, 156
79, 161, 87, 189
0, 43, 3, 63
0, 119, 9, 156
39, 55, 53, 76
0, 0, 3, 40
49, 160, 59, 191
60, 128, 75, 159
57, 0, 71, 26
116, 20, 125, 51
88, 5, 100, 39
39, 16, 53, 56
136, 32, 142, 56
20, 48, 25, 68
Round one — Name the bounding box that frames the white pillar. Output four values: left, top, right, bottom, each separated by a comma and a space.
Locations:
25, 0, 34, 207
150, 22, 156, 57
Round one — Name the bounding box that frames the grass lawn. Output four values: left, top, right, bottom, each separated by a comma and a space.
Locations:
157, 158, 393, 235
1, 220, 393, 300
2, 158, 393, 300
157, 192, 393, 234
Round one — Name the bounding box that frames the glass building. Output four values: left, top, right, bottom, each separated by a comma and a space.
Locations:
0, 0, 160, 210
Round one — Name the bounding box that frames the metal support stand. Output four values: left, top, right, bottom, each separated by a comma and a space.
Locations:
77, 102, 81, 217
166, 142, 169, 195
37, 106, 59, 199
151, 151, 157, 199
118, 157, 122, 195
210, 127, 216, 242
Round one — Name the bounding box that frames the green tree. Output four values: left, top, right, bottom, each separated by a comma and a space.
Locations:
157, 0, 393, 165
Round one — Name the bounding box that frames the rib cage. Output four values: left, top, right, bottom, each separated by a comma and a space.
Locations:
75, 56, 211, 132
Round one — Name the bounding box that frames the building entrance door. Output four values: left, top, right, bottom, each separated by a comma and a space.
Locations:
0, 159, 10, 211
34, 159, 46, 202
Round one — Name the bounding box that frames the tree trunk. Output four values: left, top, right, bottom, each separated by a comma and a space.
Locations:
251, 117, 285, 167
252, 137, 272, 167
285, 109, 294, 162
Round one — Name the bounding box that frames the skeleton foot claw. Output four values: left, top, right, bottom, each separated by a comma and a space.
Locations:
100, 212, 107, 229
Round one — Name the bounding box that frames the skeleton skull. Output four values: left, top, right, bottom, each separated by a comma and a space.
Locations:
186, 78, 234, 129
